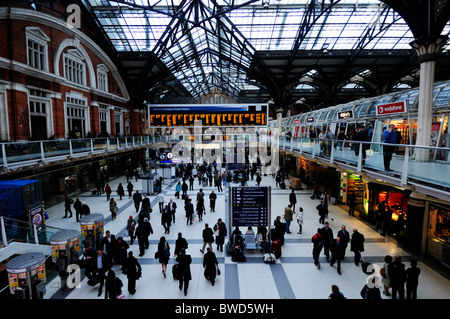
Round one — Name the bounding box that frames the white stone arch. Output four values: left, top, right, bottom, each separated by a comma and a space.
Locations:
54, 38, 96, 88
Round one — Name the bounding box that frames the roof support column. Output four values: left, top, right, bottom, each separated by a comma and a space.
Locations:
410, 35, 447, 161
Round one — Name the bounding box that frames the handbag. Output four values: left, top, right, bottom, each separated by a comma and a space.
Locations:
380, 267, 387, 278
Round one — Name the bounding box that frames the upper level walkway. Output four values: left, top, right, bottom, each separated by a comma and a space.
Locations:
1, 134, 449, 201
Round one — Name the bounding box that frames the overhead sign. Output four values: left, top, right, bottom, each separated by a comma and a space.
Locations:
338, 110, 354, 119
306, 116, 314, 123
376, 101, 407, 116
293, 119, 300, 125
231, 186, 269, 227
148, 104, 268, 127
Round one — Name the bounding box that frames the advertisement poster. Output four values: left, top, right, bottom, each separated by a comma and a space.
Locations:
29, 205, 45, 231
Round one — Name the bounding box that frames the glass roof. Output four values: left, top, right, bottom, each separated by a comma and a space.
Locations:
86, 0, 450, 99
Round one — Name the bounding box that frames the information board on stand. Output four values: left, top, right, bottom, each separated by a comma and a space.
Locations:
230, 186, 271, 227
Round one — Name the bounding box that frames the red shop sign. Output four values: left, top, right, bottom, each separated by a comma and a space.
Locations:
376, 101, 407, 115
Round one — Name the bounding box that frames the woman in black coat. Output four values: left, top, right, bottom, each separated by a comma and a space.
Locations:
203, 247, 218, 286
123, 251, 141, 295
104, 270, 123, 299
157, 236, 170, 278
176, 248, 192, 296
350, 228, 365, 266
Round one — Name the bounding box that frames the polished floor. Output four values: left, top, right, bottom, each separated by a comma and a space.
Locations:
44, 173, 450, 300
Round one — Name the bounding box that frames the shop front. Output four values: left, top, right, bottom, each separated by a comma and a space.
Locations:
427, 203, 450, 267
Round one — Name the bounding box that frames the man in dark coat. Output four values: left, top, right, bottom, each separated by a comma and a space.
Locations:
63, 195, 73, 218
73, 197, 82, 222
203, 247, 219, 286
168, 199, 177, 223
132, 190, 143, 212
330, 237, 346, 275
316, 201, 328, 224
123, 251, 142, 295
312, 228, 324, 269
136, 218, 153, 257
320, 222, 333, 261
176, 248, 192, 296
209, 191, 217, 212
350, 228, 365, 266
337, 225, 350, 259
102, 230, 117, 263
185, 198, 194, 225
389, 255, 407, 299
200, 223, 214, 253
289, 189, 297, 212
348, 192, 356, 216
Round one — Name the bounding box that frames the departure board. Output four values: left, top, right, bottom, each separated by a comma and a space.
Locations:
148, 104, 268, 127
231, 186, 269, 227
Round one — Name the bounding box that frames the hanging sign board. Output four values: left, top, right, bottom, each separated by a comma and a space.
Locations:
376, 101, 407, 115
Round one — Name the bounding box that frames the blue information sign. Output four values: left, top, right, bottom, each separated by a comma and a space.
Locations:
231, 187, 269, 227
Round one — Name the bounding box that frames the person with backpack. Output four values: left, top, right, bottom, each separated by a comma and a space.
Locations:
312, 228, 324, 269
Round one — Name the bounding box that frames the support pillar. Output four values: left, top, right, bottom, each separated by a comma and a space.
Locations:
410, 35, 447, 161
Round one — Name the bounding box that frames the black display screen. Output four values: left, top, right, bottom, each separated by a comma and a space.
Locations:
231, 187, 269, 227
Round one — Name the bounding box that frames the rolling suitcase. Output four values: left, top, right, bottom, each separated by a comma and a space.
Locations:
271, 240, 282, 259
172, 263, 180, 280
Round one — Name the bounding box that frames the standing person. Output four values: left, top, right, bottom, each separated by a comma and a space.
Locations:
213, 218, 227, 252
126, 215, 136, 245
337, 225, 350, 259
209, 190, 217, 212
157, 192, 165, 214
310, 181, 318, 199
321, 222, 333, 262
157, 236, 170, 278
104, 270, 123, 300
123, 251, 141, 295
289, 189, 297, 212
110, 198, 118, 220
114, 237, 129, 267
200, 223, 214, 253
141, 194, 151, 213
116, 183, 125, 200
353, 126, 369, 165
189, 175, 194, 190
175, 182, 181, 199
168, 199, 177, 224
182, 180, 188, 199
127, 181, 134, 198
216, 175, 223, 192
406, 259, 421, 300
389, 255, 407, 299
316, 201, 328, 224
185, 198, 194, 225
176, 248, 192, 296
383, 124, 397, 172
296, 207, 304, 234
203, 247, 219, 286
382, 255, 393, 296
105, 183, 112, 201
350, 228, 365, 266
196, 188, 205, 212
132, 190, 142, 213
102, 230, 117, 264
63, 195, 73, 218
196, 200, 204, 222
284, 204, 294, 234
348, 192, 356, 216
73, 197, 82, 222
330, 237, 345, 275
83, 243, 97, 281
256, 173, 262, 186
136, 219, 152, 257
174, 232, 189, 256
312, 228, 324, 269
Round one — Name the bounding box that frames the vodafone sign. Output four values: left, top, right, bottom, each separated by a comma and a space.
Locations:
376, 101, 407, 115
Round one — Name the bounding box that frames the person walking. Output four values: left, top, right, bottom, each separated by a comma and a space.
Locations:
174, 232, 189, 257
157, 236, 170, 278
161, 204, 172, 234
104, 270, 123, 299
382, 255, 393, 296
296, 207, 304, 234
133, 190, 142, 213
102, 230, 117, 264
95, 249, 112, 297
74, 197, 82, 222
383, 124, 397, 172
123, 251, 141, 295
406, 258, 421, 300
321, 222, 333, 261
213, 218, 227, 252
289, 189, 297, 212
127, 181, 134, 198
109, 198, 118, 220
63, 195, 73, 218
348, 192, 356, 216
316, 201, 327, 224
330, 237, 345, 275
337, 225, 350, 259
168, 199, 177, 223
125, 215, 136, 245
176, 248, 192, 296
312, 228, 324, 269
175, 182, 181, 199
114, 236, 129, 267
157, 193, 165, 214
185, 198, 194, 225
182, 180, 188, 199
116, 183, 125, 200
203, 247, 219, 286
389, 255, 407, 299
209, 190, 217, 212
105, 183, 112, 201
284, 204, 294, 234
196, 200, 204, 222
135, 218, 153, 257
200, 223, 214, 253
350, 228, 365, 266
256, 173, 262, 186
328, 285, 346, 299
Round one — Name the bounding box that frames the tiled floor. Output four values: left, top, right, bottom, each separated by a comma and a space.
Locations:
44, 173, 450, 300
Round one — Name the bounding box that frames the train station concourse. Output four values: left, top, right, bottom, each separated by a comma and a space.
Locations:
0, 0, 450, 309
